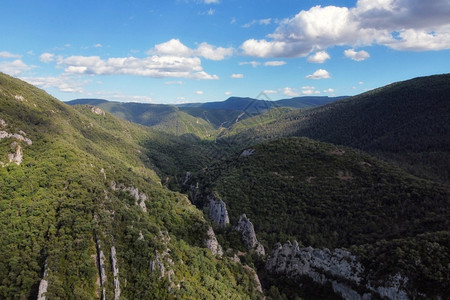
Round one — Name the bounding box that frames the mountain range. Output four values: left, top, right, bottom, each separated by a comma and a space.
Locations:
1, 72, 449, 299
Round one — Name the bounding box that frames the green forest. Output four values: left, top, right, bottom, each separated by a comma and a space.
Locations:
0, 72, 449, 299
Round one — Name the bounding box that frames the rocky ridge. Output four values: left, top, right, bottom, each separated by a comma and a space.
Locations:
207, 194, 230, 228
266, 241, 410, 300
235, 214, 265, 256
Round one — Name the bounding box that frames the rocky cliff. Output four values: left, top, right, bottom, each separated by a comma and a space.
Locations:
207, 194, 230, 228
235, 214, 265, 256
266, 241, 410, 300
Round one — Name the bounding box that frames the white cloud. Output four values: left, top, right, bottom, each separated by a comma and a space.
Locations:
196, 42, 233, 60
225, 91, 232, 96
60, 55, 219, 80
21, 75, 86, 93
204, 0, 219, 3
240, 0, 450, 58
264, 60, 286, 66
93, 43, 103, 48
195, 90, 204, 95
344, 49, 370, 61
151, 39, 192, 57
359, 81, 364, 85
239, 61, 261, 68
306, 69, 331, 79
281, 87, 300, 97
263, 90, 277, 94
243, 18, 272, 28
230, 73, 244, 79
323, 88, 335, 93
307, 51, 330, 63
40, 52, 55, 63
0, 59, 31, 76
0, 51, 21, 58
301, 86, 320, 95
150, 39, 233, 61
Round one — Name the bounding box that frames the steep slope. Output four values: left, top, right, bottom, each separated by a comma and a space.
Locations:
221, 74, 450, 184
188, 137, 449, 297
68, 95, 341, 134
0, 73, 263, 299
67, 99, 217, 138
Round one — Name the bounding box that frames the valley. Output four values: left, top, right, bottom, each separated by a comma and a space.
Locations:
0, 72, 449, 299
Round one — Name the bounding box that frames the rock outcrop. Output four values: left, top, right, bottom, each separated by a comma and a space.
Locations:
95, 238, 107, 300
37, 262, 49, 300
91, 106, 106, 116
110, 246, 121, 300
111, 181, 148, 212
207, 194, 230, 228
0, 129, 32, 167
235, 214, 265, 256
266, 241, 410, 300
205, 227, 223, 257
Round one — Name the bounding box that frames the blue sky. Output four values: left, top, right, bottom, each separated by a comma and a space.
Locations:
1, 0, 449, 104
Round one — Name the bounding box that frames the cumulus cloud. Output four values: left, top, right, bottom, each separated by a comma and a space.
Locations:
195, 90, 204, 95
150, 39, 233, 60
151, 39, 192, 57
230, 73, 244, 79
0, 59, 31, 76
59, 55, 219, 80
40, 53, 55, 63
344, 49, 370, 61
323, 88, 335, 93
93, 43, 103, 48
306, 69, 331, 79
225, 91, 232, 96
196, 42, 233, 60
0, 51, 21, 58
264, 60, 286, 66
240, 0, 450, 58
307, 51, 330, 63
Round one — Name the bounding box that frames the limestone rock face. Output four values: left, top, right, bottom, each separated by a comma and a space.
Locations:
266, 241, 410, 300
235, 214, 265, 256
110, 246, 121, 300
37, 262, 49, 300
111, 181, 147, 212
207, 194, 230, 228
205, 227, 223, 257
91, 106, 106, 116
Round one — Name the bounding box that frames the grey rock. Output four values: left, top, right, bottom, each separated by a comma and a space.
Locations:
235, 214, 265, 256
111, 181, 147, 212
205, 227, 223, 257
91, 106, 105, 116
110, 246, 121, 300
37, 261, 49, 300
207, 194, 230, 228
266, 241, 411, 300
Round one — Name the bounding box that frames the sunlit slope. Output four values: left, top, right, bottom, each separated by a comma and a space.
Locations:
0, 73, 262, 299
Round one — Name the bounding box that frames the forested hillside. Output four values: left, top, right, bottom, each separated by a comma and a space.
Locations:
221, 74, 450, 184
188, 137, 449, 298
0, 73, 263, 299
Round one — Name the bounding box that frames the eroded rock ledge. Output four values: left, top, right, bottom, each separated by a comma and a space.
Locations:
266, 241, 410, 300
